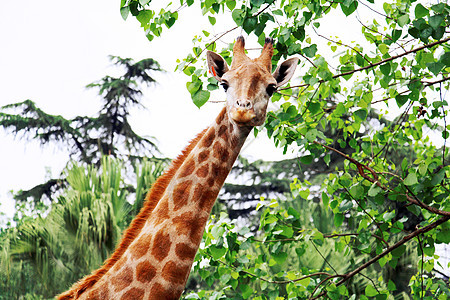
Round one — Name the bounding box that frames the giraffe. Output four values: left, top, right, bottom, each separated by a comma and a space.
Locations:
58, 36, 298, 300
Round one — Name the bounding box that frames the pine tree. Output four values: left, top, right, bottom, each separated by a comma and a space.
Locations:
0, 56, 163, 204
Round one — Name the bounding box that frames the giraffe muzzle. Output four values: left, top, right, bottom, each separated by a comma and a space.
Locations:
229, 107, 257, 124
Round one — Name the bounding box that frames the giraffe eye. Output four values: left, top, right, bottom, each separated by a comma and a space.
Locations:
266, 84, 277, 96
220, 82, 229, 92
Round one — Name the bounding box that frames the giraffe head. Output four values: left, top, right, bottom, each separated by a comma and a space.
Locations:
207, 36, 298, 127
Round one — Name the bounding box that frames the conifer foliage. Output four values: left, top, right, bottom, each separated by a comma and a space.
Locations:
0, 56, 162, 203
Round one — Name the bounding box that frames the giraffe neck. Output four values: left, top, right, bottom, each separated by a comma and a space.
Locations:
79, 107, 251, 299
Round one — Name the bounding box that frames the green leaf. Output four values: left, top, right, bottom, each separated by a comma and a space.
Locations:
395, 94, 409, 108
380, 63, 391, 76
415, 4, 429, 19
272, 251, 288, 264
209, 245, 226, 259
120, 6, 130, 21
243, 17, 258, 34
186, 81, 201, 94
429, 14, 444, 29
404, 173, 418, 186
136, 10, 153, 26
308, 101, 321, 114
340, 0, 358, 16
226, 0, 236, 10
387, 280, 397, 291
354, 109, 368, 121
436, 229, 450, 243
250, 0, 264, 7
391, 244, 406, 257
397, 14, 409, 27
232, 9, 245, 26
439, 52, 450, 66
365, 285, 378, 297
192, 90, 210, 108
303, 44, 318, 58
383, 211, 396, 221
305, 129, 317, 142
322, 192, 330, 207
334, 213, 344, 227
368, 183, 382, 197
349, 185, 363, 199
431, 168, 445, 185
208, 16, 216, 25
300, 155, 313, 164
240, 284, 253, 299
339, 173, 352, 187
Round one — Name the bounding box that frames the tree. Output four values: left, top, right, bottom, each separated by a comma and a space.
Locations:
0, 157, 165, 298
121, 0, 450, 299
0, 55, 163, 204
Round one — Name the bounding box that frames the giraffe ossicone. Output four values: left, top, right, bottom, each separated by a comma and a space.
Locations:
58, 36, 298, 300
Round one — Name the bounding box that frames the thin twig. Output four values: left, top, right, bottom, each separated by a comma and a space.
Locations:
417, 234, 424, 299
313, 28, 373, 66
356, 0, 394, 20
310, 240, 338, 274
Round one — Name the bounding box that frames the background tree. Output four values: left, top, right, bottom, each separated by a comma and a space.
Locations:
0, 157, 165, 298
121, 0, 450, 299
0, 55, 163, 204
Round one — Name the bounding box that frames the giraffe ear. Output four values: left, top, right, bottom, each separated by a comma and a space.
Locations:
206, 51, 229, 81
273, 57, 299, 87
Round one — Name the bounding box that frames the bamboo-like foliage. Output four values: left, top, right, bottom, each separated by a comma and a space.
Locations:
0, 156, 164, 298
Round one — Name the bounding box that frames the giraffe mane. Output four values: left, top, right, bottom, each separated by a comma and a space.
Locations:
57, 127, 209, 299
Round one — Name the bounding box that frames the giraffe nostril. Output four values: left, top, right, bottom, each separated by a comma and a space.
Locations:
235, 100, 252, 110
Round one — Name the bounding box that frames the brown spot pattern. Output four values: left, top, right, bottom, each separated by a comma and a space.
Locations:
207, 177, 215, 187
111, 266, 133, 292
216, 108, 226, 124
201, 130, 215, 148
129, 233, 152, 260
161, 260, 191, 285
179, 159, 195, 178
198, 149, 209, 163
213, 141, 230, 162
212, 163, 229, 184
175, 243, 198, 261
120, 287, 145, 300
154, 199, 170, 225
199, 189, 217, 208
172, 180, 192, 211
218, 125, 228, 140
112, 255, 127, 272
247, 72, 262, 99
172, 212, 208, 242
87, 284, 109, 300
136, 260, 157, 283
151, 230, 172, 261
149, 282, 181, 300
196, 164, 209, 178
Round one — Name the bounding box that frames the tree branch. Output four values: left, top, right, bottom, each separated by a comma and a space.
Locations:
314, 140, 450, 217
310, 215, 450, 299
288, 36, 450, 90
